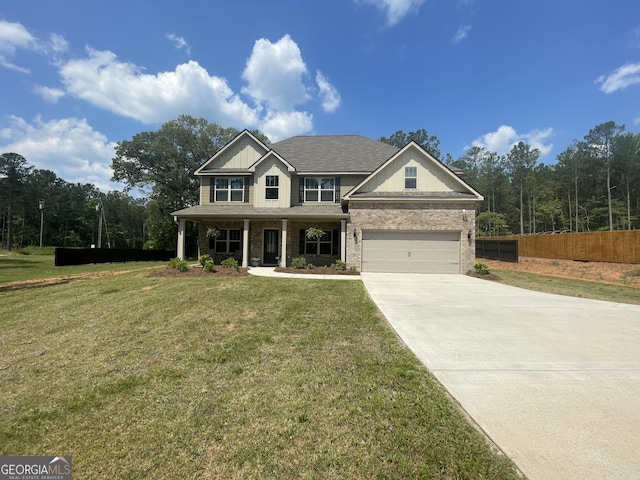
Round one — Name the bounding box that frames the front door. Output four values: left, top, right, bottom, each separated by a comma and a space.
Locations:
263, 229, 279, 265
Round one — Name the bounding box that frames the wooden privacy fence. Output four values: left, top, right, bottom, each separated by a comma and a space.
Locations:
483, 231, 640, 264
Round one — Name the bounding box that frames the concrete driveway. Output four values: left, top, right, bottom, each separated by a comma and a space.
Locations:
361, 273, 640, 480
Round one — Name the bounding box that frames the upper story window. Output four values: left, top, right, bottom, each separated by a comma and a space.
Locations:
213, 177, 244, 202
405, 167, 417, 189
304, 177, 335, 202
266, 175, 279, 200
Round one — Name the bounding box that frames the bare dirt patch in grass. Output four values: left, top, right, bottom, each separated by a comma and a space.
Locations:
482, 256, 640, 288
0, 267, 162, 293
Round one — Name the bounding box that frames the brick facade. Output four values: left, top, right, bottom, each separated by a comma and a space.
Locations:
346, 202, 477, 273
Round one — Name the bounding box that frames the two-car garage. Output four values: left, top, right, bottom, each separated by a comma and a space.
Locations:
361, 230, 461, 273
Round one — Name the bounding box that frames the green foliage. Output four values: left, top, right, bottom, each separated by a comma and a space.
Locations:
198, 254, 212, 266
221, 257, 239, 270
474, 260, 490, 275
305, 226, 325, 241
330, 259, 347, 270
379, 129, 441, 159
202, 259, 216, 273
206, 227, 221, 239
291, 257, 308, 269
168, 257, 188, 272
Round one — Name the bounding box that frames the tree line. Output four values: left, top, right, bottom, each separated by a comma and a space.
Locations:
2, 117, 637, 252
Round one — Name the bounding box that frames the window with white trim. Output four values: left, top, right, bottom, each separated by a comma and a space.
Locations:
213, 177, 244, 202
405, 167, 417, 189
304, 177, 334, 202
265, 175, 279, 200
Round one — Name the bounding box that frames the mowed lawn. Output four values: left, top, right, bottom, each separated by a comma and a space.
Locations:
0, 261, 521, 479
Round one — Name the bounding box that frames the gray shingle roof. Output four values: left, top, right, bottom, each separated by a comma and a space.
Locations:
270, 135, 399, 173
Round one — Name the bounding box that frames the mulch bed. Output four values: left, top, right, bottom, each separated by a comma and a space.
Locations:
275, 267, 360, 276
149, 266, 250, 277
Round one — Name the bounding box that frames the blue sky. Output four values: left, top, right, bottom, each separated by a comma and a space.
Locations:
1, 0, 639, 190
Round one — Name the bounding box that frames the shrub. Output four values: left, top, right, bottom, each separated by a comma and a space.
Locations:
199, 254, 212, 266
168, 257, 188, 272
221, 257, 239, 271
203, 259, 216, 273
474, 260, 490, 275
330, 260, 347, 271
291, 257, 308, 269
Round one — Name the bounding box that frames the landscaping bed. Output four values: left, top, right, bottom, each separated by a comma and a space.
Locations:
274, 266, 360, 276
149, 265, 250, 277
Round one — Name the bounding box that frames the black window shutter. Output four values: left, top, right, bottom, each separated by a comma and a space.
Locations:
299, 177, 304, 203
210, 177, 215, 203
334, 177, 341, 203
299, 229, 306, 255
332, 229, 339, 255
244, 178, 249, 203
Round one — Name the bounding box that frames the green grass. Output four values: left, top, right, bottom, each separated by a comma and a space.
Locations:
0, 250, 166, 283
0, 270, 521, 479
493, 269, 640, 305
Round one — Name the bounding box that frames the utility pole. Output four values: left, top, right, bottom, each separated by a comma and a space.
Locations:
96, 203, 103, 248
39, 200, 44, 248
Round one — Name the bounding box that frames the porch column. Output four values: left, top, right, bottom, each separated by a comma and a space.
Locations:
175, 217, 186, 260
281, 219, 288, 268
340, 219, 347, 262
242, 219, 250, 268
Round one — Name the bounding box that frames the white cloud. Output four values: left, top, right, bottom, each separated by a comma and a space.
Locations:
242, 34, 310, 111
0, 19, 38, 72
316, 70, 341, 113
0, 115, 120, 190
451, 25, 471, 45
596, 62, 640, 93
166, 33, 190, 55
471, 125, 554, 156
260, 111, 314, 142
360, 0, 426, 26
59, 48, 259, 127
33, 85, 65, 103
0, 20, 68, 72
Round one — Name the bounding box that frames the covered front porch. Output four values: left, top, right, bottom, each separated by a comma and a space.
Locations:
172, 205, 350, 268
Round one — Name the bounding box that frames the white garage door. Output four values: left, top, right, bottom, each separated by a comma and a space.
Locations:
362, 231, 460, 273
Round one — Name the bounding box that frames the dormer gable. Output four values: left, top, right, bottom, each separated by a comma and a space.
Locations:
195, 130, 269, 175
248, 150, 296, 173
344, 141, 483, 202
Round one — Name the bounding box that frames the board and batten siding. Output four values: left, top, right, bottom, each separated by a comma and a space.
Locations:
358, 146, 460, 194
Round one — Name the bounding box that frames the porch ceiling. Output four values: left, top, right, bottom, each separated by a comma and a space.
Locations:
171, 204, 348, 220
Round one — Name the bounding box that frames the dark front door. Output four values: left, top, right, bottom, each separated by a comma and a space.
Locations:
263, 229, 279, 265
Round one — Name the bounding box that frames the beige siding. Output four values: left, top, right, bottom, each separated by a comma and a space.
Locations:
254, 160, 292, 208
359, 145, 460, 193
208, 138, 264, 169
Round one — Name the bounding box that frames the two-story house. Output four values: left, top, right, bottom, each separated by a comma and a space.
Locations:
171, 130, 483, 273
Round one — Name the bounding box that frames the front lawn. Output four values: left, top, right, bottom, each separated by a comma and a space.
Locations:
0, 271, 520, 479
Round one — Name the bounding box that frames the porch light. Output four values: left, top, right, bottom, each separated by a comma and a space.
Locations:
462, 209, 468, 222
353, 228, 358, 244
467, 229, 473, 240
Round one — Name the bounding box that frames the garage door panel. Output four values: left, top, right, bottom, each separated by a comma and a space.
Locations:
362, 231, 460, 273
